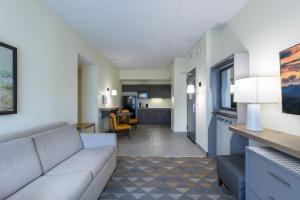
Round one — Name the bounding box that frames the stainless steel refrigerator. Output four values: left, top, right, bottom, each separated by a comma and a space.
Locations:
122, 96, 137, 117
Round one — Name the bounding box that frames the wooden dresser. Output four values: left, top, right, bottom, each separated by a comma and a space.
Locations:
246, 147, 300, 200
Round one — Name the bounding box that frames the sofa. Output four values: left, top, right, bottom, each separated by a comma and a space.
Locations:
0, 122, 117, 200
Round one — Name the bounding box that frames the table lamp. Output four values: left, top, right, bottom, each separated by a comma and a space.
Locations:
234, 77, 279, 132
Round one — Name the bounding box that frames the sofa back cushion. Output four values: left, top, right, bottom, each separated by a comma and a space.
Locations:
0, 138, 42, 199
33, 125, 83, 173
0, 122, 69, 143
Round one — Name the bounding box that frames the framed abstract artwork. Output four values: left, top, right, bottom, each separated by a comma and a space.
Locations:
0, 42, 17, 115
280, 43, 300, 115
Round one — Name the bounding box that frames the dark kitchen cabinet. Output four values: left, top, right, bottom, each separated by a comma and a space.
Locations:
149, 85, 171, 98
122, 84, 150, 92
137, 108, 171, 124
149, 85, 161, 98
137, 85, 150, 92
122, 85, 138, 92
160, 85, 171, 98
122, 84, 171, 98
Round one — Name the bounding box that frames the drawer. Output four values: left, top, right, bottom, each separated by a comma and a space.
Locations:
249, 172, 287, 200
248, 151, 300, 199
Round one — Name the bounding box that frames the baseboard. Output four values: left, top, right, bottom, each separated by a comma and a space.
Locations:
195, 142, 208, 157
172, 131, 187, 135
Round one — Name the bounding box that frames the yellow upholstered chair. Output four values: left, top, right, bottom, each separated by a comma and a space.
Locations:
109, 113, 132, 138
121, 109, 138, 129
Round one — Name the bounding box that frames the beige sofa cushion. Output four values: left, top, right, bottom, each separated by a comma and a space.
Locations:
46, 146, 114, 178
0, 138, 42, 200
7, 172, 92, 200
33, 125, 83, 173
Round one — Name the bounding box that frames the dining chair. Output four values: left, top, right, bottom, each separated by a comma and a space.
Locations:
108, 113, 132, 138
121, 109, 138, 129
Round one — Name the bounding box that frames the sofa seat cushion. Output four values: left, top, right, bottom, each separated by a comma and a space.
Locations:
46, 146, 115, 178
33, 125, 83, 173
0, 138, 42, 200
7, 172, 92, 200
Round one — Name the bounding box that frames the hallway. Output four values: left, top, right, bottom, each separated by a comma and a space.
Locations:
117, 125, 206, 157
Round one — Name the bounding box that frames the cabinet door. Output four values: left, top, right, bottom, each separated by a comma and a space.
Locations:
149, 85, 160, 98
122, 85, 138, 92
161, 85, 171, 98
137, 85, 149, 92
137, 109, 146, 123
216, 117, 223, 155
149, 85, 171, 98
122, 85, 127, 92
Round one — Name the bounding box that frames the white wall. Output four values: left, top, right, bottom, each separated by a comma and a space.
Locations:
226, 0, 300, 136
97, 63, 121, 109
186, 29, 247, 152
188, 0, 300, 153
0, 0, 120, 133
120, 68, 171, 80
79, 65, 97, 125
186, 34, 210, 151
170, 58, 188, 133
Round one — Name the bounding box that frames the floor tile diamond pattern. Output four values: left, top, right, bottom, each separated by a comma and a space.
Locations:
99, 157, 235, 200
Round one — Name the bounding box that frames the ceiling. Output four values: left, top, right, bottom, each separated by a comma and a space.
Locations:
43, 0, 248, 69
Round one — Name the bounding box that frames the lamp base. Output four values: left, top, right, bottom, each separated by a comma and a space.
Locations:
246, 104, 262, 132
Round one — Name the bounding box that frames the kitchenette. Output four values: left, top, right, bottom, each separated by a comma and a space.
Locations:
122, 84, 171, 124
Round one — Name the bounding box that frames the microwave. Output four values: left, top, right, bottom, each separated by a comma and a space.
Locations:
138, 91, 149, 99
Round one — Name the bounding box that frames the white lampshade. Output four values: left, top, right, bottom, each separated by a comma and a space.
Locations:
234, 77, 280, 104
187, 84, 195, 94
111, 89, 117, 96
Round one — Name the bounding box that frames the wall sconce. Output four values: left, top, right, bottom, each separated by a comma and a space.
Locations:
111, 89, 117, 96
187, 84, 195, 94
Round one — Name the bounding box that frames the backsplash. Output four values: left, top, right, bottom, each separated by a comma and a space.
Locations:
138, 98, 171, 108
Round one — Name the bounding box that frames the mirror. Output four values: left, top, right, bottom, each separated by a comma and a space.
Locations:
220, 66, 236, 110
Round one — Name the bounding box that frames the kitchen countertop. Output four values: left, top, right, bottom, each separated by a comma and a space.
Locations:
99, 106, 120, 111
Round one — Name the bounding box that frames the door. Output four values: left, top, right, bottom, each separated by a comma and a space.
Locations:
187, 68, 196, 143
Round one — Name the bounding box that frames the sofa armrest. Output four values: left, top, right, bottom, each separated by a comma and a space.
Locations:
80, 133, 116, 149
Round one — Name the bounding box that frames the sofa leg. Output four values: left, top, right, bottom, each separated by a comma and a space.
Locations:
218, 177, 223, 186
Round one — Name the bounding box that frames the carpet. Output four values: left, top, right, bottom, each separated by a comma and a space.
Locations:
99, 156, 235, 200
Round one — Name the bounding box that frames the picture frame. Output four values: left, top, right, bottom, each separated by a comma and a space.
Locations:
280, 42, 300, 115
0, 42, 17, 115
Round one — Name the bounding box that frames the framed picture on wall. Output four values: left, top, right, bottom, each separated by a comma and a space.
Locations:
280, 43, 300, 115
0, 42, 17, 115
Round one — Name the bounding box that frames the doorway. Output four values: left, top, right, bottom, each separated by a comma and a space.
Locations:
187, 68, 196, 143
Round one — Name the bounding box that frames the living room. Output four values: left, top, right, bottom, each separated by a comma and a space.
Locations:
1, 0, 300, 200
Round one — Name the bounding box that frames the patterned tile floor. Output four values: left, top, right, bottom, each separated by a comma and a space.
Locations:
99, 156, 235, 200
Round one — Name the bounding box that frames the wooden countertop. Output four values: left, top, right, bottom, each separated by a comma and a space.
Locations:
230, 124, 300, 159
99, 106, 120, 111
138, 108, 171, 110
212, 111, 237, 119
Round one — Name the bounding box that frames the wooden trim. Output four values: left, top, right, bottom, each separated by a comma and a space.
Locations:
230, 124, 300, 159
212, 111, 237, 119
